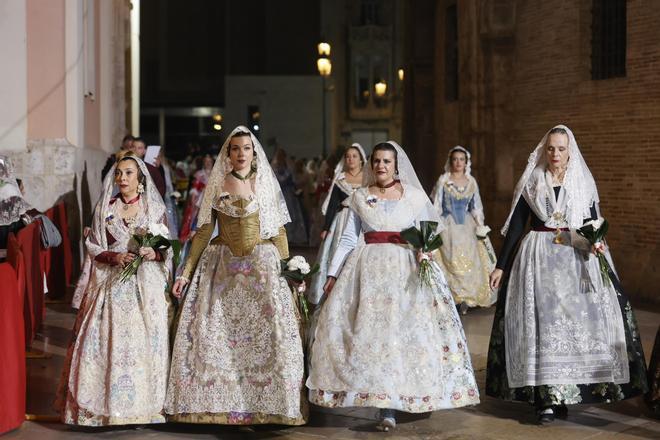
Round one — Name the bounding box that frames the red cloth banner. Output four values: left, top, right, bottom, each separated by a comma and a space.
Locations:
0, 262, 26, 434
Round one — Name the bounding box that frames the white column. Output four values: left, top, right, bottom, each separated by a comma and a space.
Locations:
0, 0, 28, 153
65, 0, 85, 148
131, 0, 140, 136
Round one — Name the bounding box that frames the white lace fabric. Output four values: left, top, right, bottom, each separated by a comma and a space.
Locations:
197, 125, 290, 239
58, 156, 171, 425
0, 155, 32, 226
357, 141, 441, 227
501, 125, 627, 387
502, 125, 599, 235
307, 148, 480, 410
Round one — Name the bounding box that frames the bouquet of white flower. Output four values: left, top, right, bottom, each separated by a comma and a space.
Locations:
401, 221, 443, 288
576, 217, 612, 287
119, 223, 181, 283
280, 255, 319, 322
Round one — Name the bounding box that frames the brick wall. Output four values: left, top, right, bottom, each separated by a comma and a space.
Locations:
404, 0, 660, 304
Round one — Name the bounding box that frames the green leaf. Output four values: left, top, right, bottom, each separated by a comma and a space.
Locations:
600, 219, 609, 238
400, 226, 423, 248
170, 239, 182, 268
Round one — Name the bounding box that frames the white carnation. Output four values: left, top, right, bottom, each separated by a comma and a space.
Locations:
287, 255, 308, 272
299, 262, 311, 274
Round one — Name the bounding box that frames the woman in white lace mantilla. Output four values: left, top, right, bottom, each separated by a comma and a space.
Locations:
431, 146, 497, 312
56, 152, 172, 426
166, 126, 306, 425
307, 142, 479, 432
308, 143, 366, 305
485, 125, 648, 424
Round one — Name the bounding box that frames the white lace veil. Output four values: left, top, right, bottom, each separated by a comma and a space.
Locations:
444, 145, 472, 175
86, 154, 167, 258
501, 125, 599, 235
197, 125, 290, 239
320, 143, 367, 215
362, 141, 441, 223
0, 155, 32, 226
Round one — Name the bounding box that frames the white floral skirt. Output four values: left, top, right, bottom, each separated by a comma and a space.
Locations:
435, 215, 496, 307
165, 243, 306, 425
306, 242, 480, 412
57, 262, 170, 426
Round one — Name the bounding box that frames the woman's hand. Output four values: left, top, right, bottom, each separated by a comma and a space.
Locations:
320, 230, 328, 240
592, 241, 607, 255
489, 268, 503, 290
114, 252, 136, 267
139, 247, 157, 261
416, 249, 432, 264
172, 278, 189, 298
323, 276, 336, 295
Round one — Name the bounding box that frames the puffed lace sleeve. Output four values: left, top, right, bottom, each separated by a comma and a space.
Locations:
327, 208, 362, 278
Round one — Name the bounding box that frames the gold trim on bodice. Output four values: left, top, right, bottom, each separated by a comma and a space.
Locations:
182, 195, 289, 279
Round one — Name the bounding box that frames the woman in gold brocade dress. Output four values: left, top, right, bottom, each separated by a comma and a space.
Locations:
165, 126, 306, 425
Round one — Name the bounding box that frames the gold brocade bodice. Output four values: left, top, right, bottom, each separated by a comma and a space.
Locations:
213, 199, 264, 257
181, 196, 288, 280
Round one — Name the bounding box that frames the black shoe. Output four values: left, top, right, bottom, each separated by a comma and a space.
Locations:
537, 407, 555, 425
554, 404, 568, 419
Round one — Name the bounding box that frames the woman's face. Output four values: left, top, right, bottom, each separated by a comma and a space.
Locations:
229, 135, 254, 172
545, 133, 569, 172
203, 155, 214, 171
371, 149, 396, 184
344, 147, 362, 172
115, 159, 140, 197
450, 151, 467, 174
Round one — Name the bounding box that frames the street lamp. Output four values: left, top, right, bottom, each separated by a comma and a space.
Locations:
374, 80, 387, 98
317, 42, 332, 157
318, 42, 331, 57
317, 57, 332, 76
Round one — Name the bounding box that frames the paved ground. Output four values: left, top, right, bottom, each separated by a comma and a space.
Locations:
5, 247, 660, 439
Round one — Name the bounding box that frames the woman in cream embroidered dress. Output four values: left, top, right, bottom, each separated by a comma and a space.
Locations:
431, 146, 496, 312
307, 142, 479, 432
486, 125, 648, 424
166, 126, 306, 425
308, 143, 366, 304
57, 152, 172, 426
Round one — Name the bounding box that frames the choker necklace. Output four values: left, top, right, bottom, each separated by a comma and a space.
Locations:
231, 169, 254, 182
119, 194, 140, 211
375, 179, 398, 194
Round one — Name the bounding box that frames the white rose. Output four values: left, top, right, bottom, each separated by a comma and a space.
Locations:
299, 262, 311, 274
